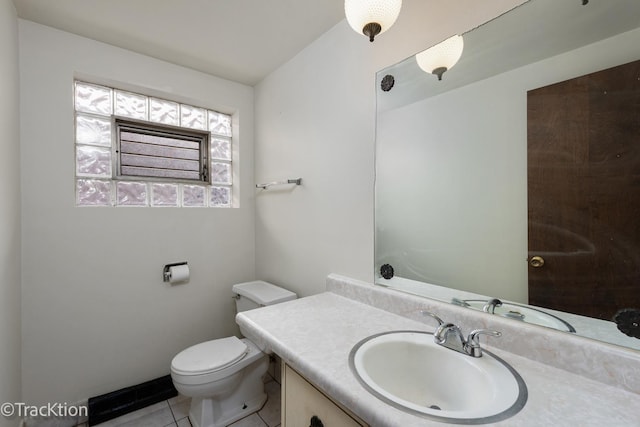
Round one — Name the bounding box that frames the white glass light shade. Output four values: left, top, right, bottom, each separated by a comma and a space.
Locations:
345, 0, 402, 41
416, 34, 464, 80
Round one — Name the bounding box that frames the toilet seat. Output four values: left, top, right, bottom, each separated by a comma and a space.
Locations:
171, 336, 248, 376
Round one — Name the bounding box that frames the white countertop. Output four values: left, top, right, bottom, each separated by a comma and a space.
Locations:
237, 291, 640, 427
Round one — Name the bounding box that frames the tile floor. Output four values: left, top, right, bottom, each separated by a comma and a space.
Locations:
78, 374, 281, 427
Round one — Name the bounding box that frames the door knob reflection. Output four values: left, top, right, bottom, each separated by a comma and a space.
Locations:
529, 256, 545, 268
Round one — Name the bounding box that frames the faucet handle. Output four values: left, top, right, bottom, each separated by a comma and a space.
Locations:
482, 298, 503, 313
420, 310, 444, 326
466, 329, 502, 357
451, 297, 470, 307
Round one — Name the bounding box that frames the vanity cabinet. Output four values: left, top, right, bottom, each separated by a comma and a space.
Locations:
282, 364, 368, 427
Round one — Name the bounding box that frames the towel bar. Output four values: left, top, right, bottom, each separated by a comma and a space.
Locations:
256, 178, 302, 189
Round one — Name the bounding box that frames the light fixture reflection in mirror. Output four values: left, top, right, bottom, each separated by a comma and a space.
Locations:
415, 34, 464, 80
345, 0, 402, 42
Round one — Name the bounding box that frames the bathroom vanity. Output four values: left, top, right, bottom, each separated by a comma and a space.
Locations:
236, 275, 640, 426
282, 364, 367, 426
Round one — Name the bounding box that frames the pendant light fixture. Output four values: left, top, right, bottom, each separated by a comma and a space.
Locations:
415, 34, 464, 80
345, 0, 402, 42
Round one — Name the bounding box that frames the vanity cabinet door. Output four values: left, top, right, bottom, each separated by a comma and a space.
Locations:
282, 364, 367, 427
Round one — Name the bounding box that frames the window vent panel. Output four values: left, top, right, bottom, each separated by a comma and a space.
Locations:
116, 122, 208, 183
120, 131, 201, 150
120, 154, 200, 173
120, 141, 200, 161
121, 166, 201, 181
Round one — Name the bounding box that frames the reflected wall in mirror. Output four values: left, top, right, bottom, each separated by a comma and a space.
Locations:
374, 0, 640, 351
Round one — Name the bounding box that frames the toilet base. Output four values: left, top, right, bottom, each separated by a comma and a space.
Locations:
189, 392, 267, 427
183, 350, 269, 427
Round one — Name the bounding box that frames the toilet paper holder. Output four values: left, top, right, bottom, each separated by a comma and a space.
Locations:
163, 262, 188, 282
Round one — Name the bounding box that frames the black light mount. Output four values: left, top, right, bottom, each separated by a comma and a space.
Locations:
432, 66, 448, 81
362, 22, 382, 42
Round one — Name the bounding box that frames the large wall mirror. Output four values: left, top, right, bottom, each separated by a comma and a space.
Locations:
375, 0, 640, 351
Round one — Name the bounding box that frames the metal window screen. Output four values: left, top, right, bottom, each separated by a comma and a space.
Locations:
115, 119, 209, 183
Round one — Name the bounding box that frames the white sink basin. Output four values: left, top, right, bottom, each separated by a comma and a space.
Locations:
463, 299, 576, 333
350, 331, 527, 424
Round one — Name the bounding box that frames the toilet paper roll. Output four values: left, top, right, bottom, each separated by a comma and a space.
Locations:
168, 264, 190, 283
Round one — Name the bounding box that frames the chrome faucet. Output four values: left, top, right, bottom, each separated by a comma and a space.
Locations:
483, 298, 503, 314
421, 310, 501, 357
435, 323, 502, 357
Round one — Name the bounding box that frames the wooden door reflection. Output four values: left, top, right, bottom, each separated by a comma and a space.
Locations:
527, 59, 640, 321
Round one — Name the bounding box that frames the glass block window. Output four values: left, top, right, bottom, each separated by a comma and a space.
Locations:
183, 185, 207, 207
74, 81, 234, 208
151, 183, 179, 207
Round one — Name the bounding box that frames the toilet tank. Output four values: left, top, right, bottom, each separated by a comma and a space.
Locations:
233, 280, 297, 312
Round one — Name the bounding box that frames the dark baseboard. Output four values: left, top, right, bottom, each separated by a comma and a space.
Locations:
88, 375, 177, 426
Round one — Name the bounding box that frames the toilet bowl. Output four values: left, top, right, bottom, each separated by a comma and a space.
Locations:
170, 281, 296, 427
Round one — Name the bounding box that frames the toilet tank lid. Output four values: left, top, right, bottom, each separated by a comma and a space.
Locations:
232, 280, 297, 306
171, 336, 248, 375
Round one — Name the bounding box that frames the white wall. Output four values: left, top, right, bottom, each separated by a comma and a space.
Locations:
19, 20, 255, 406
0, 0, 22, 426
254, 0, 526, 297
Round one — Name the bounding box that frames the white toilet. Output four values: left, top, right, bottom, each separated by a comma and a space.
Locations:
170, 281, 296, 427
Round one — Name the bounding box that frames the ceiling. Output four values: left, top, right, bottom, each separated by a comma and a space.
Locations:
13, 0, 346, 86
